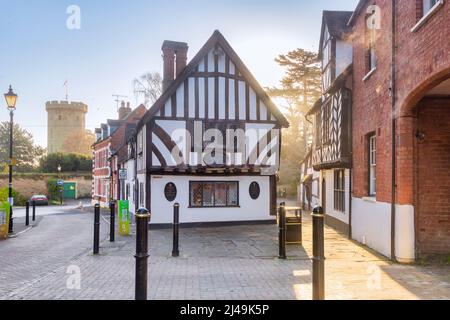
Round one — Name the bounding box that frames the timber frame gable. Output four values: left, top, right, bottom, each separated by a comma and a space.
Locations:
137, 30, 289, 174
138, 30, 289, 129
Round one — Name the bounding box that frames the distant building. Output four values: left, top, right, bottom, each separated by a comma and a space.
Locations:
92, 102, 146, 206
46, 100, 88, 154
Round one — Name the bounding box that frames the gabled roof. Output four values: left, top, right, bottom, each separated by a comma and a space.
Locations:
318, 11, 353, 58
93, 105, 146, 147
138, 30, 289, 129
348, 0, 369, 26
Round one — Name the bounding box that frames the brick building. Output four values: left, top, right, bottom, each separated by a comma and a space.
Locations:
303, 0, 449, 261
92, 103, 146, 206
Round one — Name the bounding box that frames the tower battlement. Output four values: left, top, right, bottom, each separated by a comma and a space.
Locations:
45, 101, 88, 113
46, 100, 88, 154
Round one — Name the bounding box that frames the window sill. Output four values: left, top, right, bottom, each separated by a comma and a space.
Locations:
363, 68, 377, 82
362, 196, 377, 203
411, 0, 444, 33
189, 206, 241, 209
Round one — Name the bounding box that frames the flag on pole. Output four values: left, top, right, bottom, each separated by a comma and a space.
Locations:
63, 80, 69, 101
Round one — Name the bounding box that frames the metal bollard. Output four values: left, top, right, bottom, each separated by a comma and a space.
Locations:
172, 203, 180, 257
25, 201, 30, 227
110, 201, 116, 242
278, 202, 286, 260
312, 205, 325, 300
32, 201, 36, 221
135, 208, 151, 301
93, 204, 100, 255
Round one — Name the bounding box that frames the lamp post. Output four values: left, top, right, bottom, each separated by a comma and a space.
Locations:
4, 86, 18, 234
58, 164, 62, 205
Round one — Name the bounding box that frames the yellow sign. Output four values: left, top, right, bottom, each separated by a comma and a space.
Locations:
118, 200, 130, 236
9, 158, 17, 166
0, 201, 10, 240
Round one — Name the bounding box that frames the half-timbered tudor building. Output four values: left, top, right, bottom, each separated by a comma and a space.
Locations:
129, 30, 289, 224
306, 11, 353, 235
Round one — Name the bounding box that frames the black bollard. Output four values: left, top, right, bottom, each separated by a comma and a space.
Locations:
93, 204, 100, 255
25, 201, 30, 227
278, 202, 286, 260
312, 205, 325, 300
110, 201, 115, 242
172, 203, 180, 257
135, 208, 151, 301
32, 201, 36, 221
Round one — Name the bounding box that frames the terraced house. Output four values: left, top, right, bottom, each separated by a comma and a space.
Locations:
301, 0, 450, 262
92, 102, 146, 207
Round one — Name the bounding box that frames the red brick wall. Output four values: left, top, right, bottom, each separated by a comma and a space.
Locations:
351, 0, 393, 202
395, 0, 450, 207
396, 0, 450, 114
349, 0, 450, 256
351, 0, 450, 204
416, 97, 450, 255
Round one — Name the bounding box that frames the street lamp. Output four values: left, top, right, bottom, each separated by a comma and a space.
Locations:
4, 86, 18, 234
57, 164, 63, 205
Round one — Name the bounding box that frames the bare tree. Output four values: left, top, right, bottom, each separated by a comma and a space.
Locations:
133, 72, 163, 108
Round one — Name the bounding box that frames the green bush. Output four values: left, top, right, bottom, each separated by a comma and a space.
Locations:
47, 179, 59, 201
39, 153, 92, 173
0, 187, 28, 206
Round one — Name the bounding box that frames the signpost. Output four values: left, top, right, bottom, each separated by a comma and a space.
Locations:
0, 201, 10, 239
57, 179, 64, 205
119, 169, 127, 181
118, 200, 130, 236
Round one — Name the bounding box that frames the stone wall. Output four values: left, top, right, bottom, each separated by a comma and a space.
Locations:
0, 174, 92, 199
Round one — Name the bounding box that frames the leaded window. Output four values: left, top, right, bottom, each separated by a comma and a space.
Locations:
189, 181, 239, 208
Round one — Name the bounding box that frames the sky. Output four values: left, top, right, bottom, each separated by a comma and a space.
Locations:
0, 0, 358, 148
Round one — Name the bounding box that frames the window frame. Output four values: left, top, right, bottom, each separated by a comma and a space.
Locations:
333, 170, 346, 212
189, 181, 240, 208
368, 134, 377, 197
423, 0, 440, 15
411, 0, 444, 32
322, 101, 332, 145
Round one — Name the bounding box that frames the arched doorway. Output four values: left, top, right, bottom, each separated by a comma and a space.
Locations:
415, 77, 450, 257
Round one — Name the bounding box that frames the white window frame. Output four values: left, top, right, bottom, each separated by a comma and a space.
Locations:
369, 135, 377, 197
411, 0, 444, 32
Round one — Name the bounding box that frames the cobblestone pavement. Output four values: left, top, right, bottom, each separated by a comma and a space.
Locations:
0, 208, 449, 300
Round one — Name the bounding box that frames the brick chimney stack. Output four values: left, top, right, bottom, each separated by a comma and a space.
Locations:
162, 40, 189, 92
118, 101, 132, 120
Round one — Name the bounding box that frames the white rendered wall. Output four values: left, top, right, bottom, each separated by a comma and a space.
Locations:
123, 159, 136, 211
351, 197, 415, 262
150, 175, 272, 224
323, 169, 350, 224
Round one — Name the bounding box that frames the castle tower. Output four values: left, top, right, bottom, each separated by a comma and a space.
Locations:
46, 100, 88, 154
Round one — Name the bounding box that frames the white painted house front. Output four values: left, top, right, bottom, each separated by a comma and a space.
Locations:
125, 31, 289, 225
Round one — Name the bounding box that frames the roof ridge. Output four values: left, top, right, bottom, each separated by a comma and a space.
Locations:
138, 30, 289, 129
